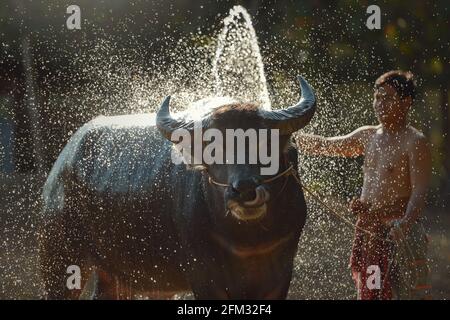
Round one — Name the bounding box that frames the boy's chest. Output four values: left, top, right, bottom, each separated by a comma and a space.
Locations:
364, 137, 409, 176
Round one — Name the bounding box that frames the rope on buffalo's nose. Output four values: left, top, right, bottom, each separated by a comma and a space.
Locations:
207, 165, 295, 187
207, 164, 391, 243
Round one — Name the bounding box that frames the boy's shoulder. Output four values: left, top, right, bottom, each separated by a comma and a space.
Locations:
354, 124, 380, 135
348, 125, 380, 146
406, 125, 429, 149
407, 125, 427, 140
358, 124, 381, 139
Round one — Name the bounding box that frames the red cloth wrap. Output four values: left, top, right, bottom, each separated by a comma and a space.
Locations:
349, 203, 405, 300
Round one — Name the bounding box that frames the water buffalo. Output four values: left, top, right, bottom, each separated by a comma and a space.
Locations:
39, 76, 316, 299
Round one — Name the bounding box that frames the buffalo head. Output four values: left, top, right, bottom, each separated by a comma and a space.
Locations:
156, 76, 316, 223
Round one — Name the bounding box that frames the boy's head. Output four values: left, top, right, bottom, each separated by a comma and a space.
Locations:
373, 70, 416, 126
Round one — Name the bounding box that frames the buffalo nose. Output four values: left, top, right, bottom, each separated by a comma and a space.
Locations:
231, 177, 260, 202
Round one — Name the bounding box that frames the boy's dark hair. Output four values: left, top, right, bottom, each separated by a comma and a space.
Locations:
375, 70, 417, 101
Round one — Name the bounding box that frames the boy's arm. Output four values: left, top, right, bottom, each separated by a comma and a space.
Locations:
295, 125, 377, 158
399, 135, 432, 232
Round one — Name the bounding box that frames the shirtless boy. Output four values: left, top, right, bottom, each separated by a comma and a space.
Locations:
296, 70, 431, 299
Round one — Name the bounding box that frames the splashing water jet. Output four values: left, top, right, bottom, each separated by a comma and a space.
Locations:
212, 5, 271, 110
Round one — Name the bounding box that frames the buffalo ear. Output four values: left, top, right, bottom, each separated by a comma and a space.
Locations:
169, 134, 208, 171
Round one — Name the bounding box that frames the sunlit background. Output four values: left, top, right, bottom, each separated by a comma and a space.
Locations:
0, 0, 448, 299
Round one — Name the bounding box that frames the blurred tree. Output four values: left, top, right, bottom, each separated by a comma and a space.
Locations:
0, 0, 448, 197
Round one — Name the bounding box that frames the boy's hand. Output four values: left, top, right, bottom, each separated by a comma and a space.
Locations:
388, 219, 410, 241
